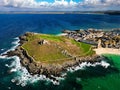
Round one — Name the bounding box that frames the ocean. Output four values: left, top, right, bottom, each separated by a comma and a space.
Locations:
0, 14, 120, 90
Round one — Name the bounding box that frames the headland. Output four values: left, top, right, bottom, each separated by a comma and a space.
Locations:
2, 28, 120, 80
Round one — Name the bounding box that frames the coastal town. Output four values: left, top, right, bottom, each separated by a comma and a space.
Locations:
63, 28, 120, 49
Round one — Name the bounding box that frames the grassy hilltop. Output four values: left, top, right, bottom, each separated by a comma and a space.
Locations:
21, 33, 95, 64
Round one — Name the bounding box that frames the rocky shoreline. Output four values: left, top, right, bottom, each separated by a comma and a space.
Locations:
4, 44, 103, 79
4, 29, 119, 80
2, 29, 118, 79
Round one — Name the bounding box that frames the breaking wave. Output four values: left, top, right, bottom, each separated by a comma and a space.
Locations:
0, 37, 20, 56
6, 56, 62, 86
5, 56, 110, 87
67, 61, 110, 72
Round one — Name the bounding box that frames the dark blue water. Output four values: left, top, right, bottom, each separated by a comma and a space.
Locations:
0, 14, 120, 90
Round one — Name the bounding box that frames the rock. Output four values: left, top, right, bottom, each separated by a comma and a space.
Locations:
28, 63, 39, 74
5, 51, 15, 57
21, 58, 30, 66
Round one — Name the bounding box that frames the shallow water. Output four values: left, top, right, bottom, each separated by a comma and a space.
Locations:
82, 55, 120, 90
0, 14, 120, 90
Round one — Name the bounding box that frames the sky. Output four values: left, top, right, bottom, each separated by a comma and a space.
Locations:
0, 0, 120, 11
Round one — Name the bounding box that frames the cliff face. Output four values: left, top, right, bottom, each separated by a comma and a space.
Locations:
6, 45, 102, 78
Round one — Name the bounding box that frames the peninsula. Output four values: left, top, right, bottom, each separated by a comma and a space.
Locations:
2, 28, 120, 79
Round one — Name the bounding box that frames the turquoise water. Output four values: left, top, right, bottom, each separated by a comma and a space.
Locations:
0, 14, 120, 90
82, 55, 120, 90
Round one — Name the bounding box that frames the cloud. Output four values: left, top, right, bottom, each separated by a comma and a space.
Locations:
83, 0, 120, 5
78, 0, 120, 10
3, 0, 76, 8
0, 0, 4, 6
0, 0, 120, 11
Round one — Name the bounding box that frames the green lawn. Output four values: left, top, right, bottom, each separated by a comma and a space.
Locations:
22, 33, 95, 64
71, 39, 95, 56
26, 33, 63, 42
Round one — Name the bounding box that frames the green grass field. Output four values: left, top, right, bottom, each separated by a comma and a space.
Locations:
22, 33, 95, 64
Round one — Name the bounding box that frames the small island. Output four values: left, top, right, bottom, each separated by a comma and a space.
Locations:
3, 28, 120, 80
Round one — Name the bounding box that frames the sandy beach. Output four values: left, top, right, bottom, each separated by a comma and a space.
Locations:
94, 48, 120, 55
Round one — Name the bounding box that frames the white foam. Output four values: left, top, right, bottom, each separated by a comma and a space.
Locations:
2, 54, 110, 86
10, 37, 20, 51
100, 61, 110, 68
12, 37, 19, 44
4, 55, 110, 86
0, 37, 20, 59
51, 75, 64, 81
5, 64, 9, 67
67, 61, 110, 72
7, 56, 61, 86
0, 48, 4, 51
0, 55, 7, 59
10, 68, 17, 72
0, 37, 20, 56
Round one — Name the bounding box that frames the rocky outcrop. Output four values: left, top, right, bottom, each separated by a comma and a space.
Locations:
3, 32, 107, 79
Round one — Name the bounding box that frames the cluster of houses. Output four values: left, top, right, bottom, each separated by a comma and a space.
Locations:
63, 28, 120, 49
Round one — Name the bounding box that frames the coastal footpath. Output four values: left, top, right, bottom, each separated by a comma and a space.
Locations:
2, 28, 120, 80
